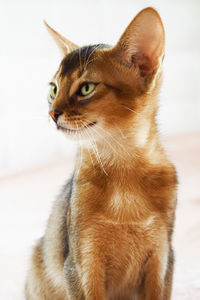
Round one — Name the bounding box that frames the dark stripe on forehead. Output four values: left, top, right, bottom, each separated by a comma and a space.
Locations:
60, 44, 110, 77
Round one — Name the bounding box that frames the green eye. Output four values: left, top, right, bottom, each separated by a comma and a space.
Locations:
80, 83, 96, 96
49, 85, 57, 101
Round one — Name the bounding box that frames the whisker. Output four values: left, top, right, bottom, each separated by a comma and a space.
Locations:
86, 143, 95, 170
78, 123, 96, 171
91, 139, 108, 176
80, 121, 108, 176
83, 121, 125, 160
83, 118, 131, 157
122, 105, 147, 122
81, 132, 96, 172
114, 124, 127, 140
75, 120, 83, 177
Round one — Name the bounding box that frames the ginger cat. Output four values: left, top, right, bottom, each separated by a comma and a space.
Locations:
25, 7, 177, 300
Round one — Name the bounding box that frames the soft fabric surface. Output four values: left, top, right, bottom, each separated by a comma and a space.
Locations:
0, 133, 199, 299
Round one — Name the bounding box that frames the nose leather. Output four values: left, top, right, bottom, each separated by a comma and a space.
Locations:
49, 111, 62, 123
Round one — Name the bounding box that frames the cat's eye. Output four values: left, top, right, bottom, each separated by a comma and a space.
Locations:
80, 83, 96, 96
49, 85, 57, 101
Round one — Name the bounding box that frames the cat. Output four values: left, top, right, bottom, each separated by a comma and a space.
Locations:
25, 7, 178, 300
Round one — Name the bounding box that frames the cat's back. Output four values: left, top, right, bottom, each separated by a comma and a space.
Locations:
30, 177, 73, 292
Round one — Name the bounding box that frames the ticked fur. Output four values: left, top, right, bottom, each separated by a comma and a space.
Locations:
26, 7, 177, 300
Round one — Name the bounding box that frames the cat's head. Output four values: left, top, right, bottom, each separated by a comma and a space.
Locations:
45, 7, 165, 145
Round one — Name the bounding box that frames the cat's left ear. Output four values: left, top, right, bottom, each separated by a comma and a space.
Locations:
112, 7, 165, 77
44, 21, 78, 56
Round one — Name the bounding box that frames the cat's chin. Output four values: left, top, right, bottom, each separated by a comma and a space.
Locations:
57, 122, 97, 141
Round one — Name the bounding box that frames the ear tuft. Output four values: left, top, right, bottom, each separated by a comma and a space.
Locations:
113, 7, 165, 77
44, 21, 79, 56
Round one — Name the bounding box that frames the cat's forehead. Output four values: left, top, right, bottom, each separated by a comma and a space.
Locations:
59, 44, 110, 78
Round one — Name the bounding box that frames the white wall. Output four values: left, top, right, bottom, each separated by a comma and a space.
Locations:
0, 0, 200, 176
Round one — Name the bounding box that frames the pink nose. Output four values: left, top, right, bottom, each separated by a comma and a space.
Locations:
49, 111, 62, 123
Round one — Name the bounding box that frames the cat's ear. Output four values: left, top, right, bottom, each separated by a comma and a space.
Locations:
113, 7, 165, 77
44, 21, 79, 56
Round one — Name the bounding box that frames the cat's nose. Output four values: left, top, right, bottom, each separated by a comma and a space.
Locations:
49, 111, 62, 123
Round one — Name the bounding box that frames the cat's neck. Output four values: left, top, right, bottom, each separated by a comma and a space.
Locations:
75, 125, 167, 179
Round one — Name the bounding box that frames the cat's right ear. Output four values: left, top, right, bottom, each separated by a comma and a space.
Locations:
44, 21, 79, 56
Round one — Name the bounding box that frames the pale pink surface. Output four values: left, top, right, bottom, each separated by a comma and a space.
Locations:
0, 133, 200, 299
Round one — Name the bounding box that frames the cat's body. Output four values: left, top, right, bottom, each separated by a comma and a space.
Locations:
25, 8, 177, 300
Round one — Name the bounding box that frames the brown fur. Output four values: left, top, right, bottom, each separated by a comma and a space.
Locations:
26, 7, 178, 300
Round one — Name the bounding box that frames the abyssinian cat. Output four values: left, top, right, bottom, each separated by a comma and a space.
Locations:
25, 7, 177, 300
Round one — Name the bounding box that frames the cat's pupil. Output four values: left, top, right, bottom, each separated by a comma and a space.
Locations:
85, 84, 89, 92
54, 86, 57, 95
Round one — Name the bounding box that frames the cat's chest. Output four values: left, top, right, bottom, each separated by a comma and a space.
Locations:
73, 180, 152, 223
106, 189, 150, 222
78, 216, 160, 296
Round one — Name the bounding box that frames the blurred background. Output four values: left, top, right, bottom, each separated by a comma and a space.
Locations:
0, 0, 200, 299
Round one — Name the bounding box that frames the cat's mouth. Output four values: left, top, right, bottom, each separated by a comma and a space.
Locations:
57, 121, 96, 134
